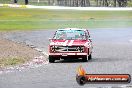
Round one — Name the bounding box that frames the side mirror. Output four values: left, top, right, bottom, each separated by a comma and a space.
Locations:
49, 38, 52, 41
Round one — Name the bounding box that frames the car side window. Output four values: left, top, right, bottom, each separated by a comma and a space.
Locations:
85, 31, 89, 39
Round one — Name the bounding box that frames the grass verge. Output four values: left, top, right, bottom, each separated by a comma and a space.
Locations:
0, 7, 132, 31
0, 38, 42, 67
0, 57, 26, 67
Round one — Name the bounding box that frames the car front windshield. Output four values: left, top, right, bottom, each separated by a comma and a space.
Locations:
53, 30, 86, 40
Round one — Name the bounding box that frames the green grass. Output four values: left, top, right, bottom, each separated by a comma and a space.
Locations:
0, 57, 26, 67
0, 7, 132, 31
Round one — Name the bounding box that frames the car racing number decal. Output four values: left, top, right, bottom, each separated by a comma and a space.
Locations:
50, 40, 73, 46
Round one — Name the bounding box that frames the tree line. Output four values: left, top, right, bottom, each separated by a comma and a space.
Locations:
52, 0, 129, 7
14, 0, 131, 7
14, 0, 28, 5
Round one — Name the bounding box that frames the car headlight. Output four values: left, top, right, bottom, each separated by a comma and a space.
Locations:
77, 46, 84, 52
51, 46, 55, 52
50, 46, 58, 52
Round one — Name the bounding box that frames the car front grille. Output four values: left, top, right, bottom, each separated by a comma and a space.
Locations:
51, 46, 84, 52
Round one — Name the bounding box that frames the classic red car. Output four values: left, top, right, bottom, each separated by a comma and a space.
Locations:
48, 28, 93, 63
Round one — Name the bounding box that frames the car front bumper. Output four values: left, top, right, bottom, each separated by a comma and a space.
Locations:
49, 52, 88, 56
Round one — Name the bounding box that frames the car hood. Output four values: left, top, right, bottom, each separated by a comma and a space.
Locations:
50, 40, 90, 46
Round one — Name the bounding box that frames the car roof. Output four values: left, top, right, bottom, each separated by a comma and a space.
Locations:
58, 28, 87, 31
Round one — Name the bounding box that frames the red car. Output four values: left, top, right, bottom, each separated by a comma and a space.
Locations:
48, 28, 93, 63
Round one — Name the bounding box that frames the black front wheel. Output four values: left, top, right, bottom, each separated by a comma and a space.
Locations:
82, 55, 88, 62
88, 54, 92, 60
48, 56, 55, 63
82, 54, 92, 62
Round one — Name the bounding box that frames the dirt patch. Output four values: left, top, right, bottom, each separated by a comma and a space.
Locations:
0, 33, 43, 67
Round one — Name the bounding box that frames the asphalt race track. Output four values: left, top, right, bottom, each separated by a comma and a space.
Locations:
0, 28, 132, 88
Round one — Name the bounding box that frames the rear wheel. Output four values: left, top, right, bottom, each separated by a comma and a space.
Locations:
48, 56, 55, 63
